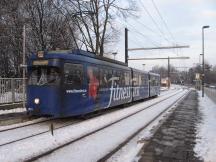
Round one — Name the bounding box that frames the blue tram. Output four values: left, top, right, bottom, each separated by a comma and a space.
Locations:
26, 50, 160, 117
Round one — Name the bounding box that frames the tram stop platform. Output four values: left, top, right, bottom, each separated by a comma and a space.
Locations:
137, 89, 216, 162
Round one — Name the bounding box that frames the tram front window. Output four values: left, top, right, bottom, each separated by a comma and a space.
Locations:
28, 67, 61, 85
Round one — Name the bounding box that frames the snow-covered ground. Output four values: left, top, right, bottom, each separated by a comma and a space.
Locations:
0, 89, 185, 162
0, 117, 48, 131
38, 90, 187, 162
0, 107, 26, 115
107, 99, 180, 162
194, 92, 216, 162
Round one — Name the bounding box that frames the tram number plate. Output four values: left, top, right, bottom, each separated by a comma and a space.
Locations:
33, 60, 48, 66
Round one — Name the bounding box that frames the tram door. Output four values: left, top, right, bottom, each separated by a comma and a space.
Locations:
63, 63, 88, 116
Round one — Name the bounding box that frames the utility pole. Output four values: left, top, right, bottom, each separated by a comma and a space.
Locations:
202, 25, 210, 97
125, 29, 189, 66
142, 64, 146, 71
125, 28, 128, 65
22, 25, 26, 109
128, 56, 190, 88
168, 57, 170, 87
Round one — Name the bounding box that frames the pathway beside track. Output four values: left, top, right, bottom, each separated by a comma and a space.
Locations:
138, 90, 202, 162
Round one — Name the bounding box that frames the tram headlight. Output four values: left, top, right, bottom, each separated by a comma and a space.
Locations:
34, 98, 40, 105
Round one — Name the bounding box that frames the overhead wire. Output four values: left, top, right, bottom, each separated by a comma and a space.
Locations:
131, 14, 173, 45
128, 34, 158, 48
116, 19, 161, 47
150, 0, 176, 43
128, 27, 161, 47
138, 0, 172, 44
125, 23, 161, 47
128, 36, 147, 48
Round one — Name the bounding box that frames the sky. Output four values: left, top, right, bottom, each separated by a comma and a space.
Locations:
113, 0, 216, 71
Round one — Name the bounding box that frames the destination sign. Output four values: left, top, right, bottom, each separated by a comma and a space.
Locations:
33, 60, 49, 66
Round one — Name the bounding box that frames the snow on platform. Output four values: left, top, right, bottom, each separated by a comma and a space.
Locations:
194, 92, 216, 161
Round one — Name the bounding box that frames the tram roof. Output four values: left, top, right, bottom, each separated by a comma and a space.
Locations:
40, 49, 128, 67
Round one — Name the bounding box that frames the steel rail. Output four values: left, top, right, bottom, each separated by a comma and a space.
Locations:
98, 90, 190, 161
0, 117, 55, 132
0, 88, 175, 133
24, 90, 184, 162
0, 119, 82, 147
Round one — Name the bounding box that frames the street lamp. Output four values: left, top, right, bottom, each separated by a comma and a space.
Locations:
202, 25, 210, 97
199, 54, 203, 65
112, 52, 117, 60
142, 64, 146, 71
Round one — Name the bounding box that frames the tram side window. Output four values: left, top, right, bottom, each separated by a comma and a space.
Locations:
99, 68, 108, 88
133, 73, 139, 86
124, 72, 130, 86
151, 77, 156, 86
116, 71, 125, 86
113, 70, 118, 84
119, 71, 125, 86
138, 74, 142, 86
145, 76, 149, 85
141, 75, 145, 85
87, 66, 99, 85
64, 63, 83, 88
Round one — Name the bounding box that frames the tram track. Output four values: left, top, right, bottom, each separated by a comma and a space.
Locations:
0, 115, 59, 132
0, 87, 173, 131
99, 89, 190, 162
0, 86, 177, 129
0, 89, 184, 162
0, 102, 23, 110
0, 118, 82, 147
23, 89, 186, 162
0, 89, 179, 145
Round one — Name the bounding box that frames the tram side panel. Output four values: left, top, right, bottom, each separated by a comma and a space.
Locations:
85, 64, 133, 111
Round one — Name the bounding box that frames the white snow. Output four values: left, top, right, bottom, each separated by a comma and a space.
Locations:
0, 117, 48, 131
0, 89, 185, 162
107, 106, 177, 162
38, 90, 187, 162
194, 92, 216, 162
0, 107, 26, 115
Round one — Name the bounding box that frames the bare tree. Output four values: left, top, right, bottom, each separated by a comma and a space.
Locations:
57, 0, 137, 56
0, 0, 136, 77
0, 0, 79, 77
24, 0, 77, 51
0, 0, 24, 77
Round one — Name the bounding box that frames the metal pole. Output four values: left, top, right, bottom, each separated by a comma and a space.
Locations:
142, 64, 145, 71
125, 28, 128, 65
22, 25, 26, 108
202, 28, 204, 97
201, 25, 210, 97
168, 56, 170, 88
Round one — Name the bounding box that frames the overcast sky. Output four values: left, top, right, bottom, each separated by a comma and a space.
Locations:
113, 0, 216, 71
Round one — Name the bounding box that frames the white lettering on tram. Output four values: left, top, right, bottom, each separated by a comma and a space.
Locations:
66, 89, 87, 93
106, 77, 133, 108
